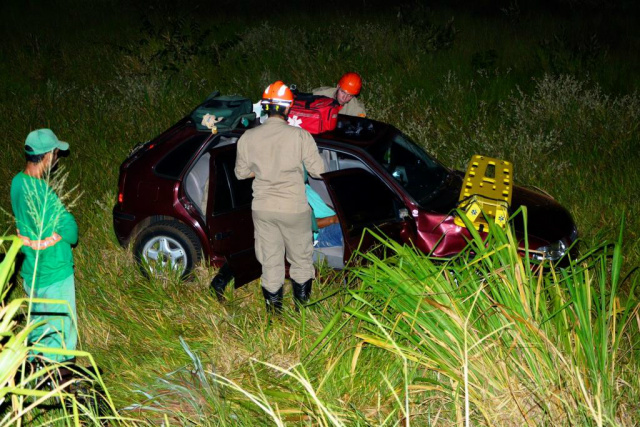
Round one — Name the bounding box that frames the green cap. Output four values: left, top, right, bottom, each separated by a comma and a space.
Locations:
25, 129, 69, 155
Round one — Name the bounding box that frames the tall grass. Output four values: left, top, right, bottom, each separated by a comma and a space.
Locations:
0, 235, 137, 426
331, 217, 640, 425
118, 218, 640, 425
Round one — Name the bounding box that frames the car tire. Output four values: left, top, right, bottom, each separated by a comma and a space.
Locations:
133, 220, 202, 280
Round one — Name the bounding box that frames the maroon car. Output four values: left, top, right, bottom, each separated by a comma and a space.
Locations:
113, 113, 577, 287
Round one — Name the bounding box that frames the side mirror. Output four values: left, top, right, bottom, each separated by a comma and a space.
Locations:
391, 166, 408, 184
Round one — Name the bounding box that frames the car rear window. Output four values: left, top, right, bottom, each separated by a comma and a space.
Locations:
154, 134, 209, 179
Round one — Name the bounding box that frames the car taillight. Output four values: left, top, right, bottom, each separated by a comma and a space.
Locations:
118, 192, 124, 204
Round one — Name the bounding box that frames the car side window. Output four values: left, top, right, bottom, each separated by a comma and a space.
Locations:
336, 151, 369, 172
213, 153, 233, 214
225, 161, 253, 208
319, 149, 369, 173
155, 134, 209, 179
327, 170, 399, 236
212, 149, 252, 215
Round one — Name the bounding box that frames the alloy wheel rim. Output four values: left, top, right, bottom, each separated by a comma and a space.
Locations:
142, 235, 187, 274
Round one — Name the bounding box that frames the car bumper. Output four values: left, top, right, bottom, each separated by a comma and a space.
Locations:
113, 205, 136, 246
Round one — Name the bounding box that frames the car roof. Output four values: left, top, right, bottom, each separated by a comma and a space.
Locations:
144, 114, 395, 169
206, 115, 393, 150
313, 116, 392, 148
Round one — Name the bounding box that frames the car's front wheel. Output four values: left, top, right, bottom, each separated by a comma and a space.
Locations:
133, 220, 202, 279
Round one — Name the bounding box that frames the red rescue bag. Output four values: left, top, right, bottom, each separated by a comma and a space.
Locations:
287, 95, 342, 134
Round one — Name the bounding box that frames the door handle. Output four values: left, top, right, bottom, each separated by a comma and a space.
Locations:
214, 231, 234, 240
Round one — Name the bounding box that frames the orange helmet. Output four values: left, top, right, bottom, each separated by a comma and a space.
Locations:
260, 81, 294, 112
338, 72, 362, 96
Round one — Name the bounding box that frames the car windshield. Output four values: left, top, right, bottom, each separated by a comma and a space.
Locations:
368, 132, 450, 207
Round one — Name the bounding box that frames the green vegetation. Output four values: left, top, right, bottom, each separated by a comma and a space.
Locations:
1, 0, 639, 425
342, 219, 639, 425
0, 236, 126, 426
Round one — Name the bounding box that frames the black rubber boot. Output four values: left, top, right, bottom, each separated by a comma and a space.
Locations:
210, 262, 233, 301
292, 278, 313, 308
210, 274, 228, 301
262, 286, 283, 314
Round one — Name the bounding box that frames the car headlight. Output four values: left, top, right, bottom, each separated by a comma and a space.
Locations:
532, 239, 568, 262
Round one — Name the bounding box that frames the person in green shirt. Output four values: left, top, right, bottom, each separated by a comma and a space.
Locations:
11, 128, 78, 363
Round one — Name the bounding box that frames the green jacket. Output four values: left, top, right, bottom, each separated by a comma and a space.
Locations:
11, 172, 77, 288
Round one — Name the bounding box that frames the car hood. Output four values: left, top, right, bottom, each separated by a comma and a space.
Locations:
424, 172, 575, 245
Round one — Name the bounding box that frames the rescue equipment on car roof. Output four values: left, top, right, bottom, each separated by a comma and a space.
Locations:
287, 94, 342, 134
190, 91, 256, 132
201, 114, 224, 134
454, 155, 513, 232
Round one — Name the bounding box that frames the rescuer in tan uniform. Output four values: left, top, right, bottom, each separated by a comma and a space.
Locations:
235, 81, 325, 312
312, 72, 366, 117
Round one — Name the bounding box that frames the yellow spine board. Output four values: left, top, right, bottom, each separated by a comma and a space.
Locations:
454, 155, 513, 230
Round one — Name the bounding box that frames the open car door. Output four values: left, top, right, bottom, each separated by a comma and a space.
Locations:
322, 168, 416, 263
206, 145, 261, 286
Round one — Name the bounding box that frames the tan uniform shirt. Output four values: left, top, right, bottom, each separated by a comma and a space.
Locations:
235, 117, 325, 213
312, 86, 367, 117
